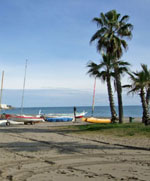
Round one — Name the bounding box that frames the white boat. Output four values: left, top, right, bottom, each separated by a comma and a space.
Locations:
0, 104, 13, 110
0, 120, 24, 126
4, 114, 45, 124
75, 111, 87, 118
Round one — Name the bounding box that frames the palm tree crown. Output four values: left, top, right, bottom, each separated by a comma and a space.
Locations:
87, 54, 115, 81
90, 10, 133, 58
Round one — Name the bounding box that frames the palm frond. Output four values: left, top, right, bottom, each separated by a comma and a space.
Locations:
120, 39, 128, 49
90, 30, 102, 43
101, 12, 108, 26
122, 84, 132, 88
120, 15, 129, 23
92, 17, 103, 27
116, 60, 130, 66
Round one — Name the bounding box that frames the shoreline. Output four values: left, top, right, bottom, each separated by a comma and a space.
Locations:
1, 105, 143, 118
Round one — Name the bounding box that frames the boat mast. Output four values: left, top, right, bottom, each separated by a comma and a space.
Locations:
91, 77, 96, 116
0, 71, 4, 109
21, 60, 28, 114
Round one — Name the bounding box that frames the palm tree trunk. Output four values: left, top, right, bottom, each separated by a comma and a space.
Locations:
106, 76, 117, 123
146, 87, 150, 115
114, 68, 123, 123
140, 89, 149, 125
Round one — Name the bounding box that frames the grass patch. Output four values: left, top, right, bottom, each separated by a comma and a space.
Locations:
66, 123, 150, 137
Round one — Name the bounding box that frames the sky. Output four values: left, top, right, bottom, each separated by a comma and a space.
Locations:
0, 0, 149, 107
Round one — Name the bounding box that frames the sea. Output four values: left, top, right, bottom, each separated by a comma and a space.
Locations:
1, 106, 142, 118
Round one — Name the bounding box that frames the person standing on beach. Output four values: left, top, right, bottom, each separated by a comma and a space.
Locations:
73, 106, 77, 122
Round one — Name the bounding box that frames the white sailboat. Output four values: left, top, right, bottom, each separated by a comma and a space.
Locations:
0, 71, 19, 126
0, 71, 13, 110
3, 61, 45, 125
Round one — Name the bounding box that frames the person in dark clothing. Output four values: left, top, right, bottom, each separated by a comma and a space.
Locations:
73, 107, 77, 122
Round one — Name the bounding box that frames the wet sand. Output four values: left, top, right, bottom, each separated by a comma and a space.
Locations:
0, 120, 150, 181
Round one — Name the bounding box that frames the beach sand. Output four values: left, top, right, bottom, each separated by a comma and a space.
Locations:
0, 119, 150, 181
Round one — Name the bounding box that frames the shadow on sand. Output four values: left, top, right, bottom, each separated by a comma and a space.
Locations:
0, 125, 149, 153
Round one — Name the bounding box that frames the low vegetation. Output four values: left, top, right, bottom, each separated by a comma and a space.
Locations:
65, 123, 150, 138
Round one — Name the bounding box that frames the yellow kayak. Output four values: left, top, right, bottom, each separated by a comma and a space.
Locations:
82, 117, 111, 123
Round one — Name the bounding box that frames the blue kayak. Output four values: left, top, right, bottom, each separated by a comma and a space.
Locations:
45, 117, 73, 122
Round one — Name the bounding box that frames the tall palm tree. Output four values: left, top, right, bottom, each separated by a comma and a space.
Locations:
87, 54, 117, 122
124, 67, 150, 125
90, 10, 133, 123
87, 54, 130, 122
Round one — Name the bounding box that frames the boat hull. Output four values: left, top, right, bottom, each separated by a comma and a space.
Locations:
0, 120, 24, 126
39, 111, 87, 120
45, 117, 73, 122
4, 114, 45, 123
82, 117, 111, 123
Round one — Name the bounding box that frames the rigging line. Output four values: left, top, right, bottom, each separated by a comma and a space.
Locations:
21, 60, 28, 114
91, 77, 96, 117
0, 71, 4, 109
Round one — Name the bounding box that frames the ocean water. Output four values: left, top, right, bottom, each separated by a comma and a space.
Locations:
1, 106, 142, 118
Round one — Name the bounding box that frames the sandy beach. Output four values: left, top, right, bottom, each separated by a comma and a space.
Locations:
0, 120, 150, 181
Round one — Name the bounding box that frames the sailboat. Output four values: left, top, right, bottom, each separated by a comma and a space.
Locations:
0, 71, 23, 126
5, 114, 45, 124
0, 71, 13, 110
4, 60, 45, 125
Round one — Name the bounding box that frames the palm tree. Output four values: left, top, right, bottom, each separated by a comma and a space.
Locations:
140, 64, 150, 110
87, 54, 117, 122
90, 10, 133, 123
124, 66, 150, 125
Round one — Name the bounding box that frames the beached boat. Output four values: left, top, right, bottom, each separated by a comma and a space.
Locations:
43, 111, 87, 122
75, 111, 87, 118
4, 114, 45, 124
82, 117, 111, 123
1, 61, 45, 125
40, 111, 87, 120
0, 120, 24, 126
45, 116, 73, 122
0, 120, 10, 126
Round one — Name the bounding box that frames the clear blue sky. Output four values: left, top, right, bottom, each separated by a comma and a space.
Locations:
0, 0, 149, 107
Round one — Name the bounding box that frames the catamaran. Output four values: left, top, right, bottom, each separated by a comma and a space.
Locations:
4, 114, 45, 125
0, 61, 45, 126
